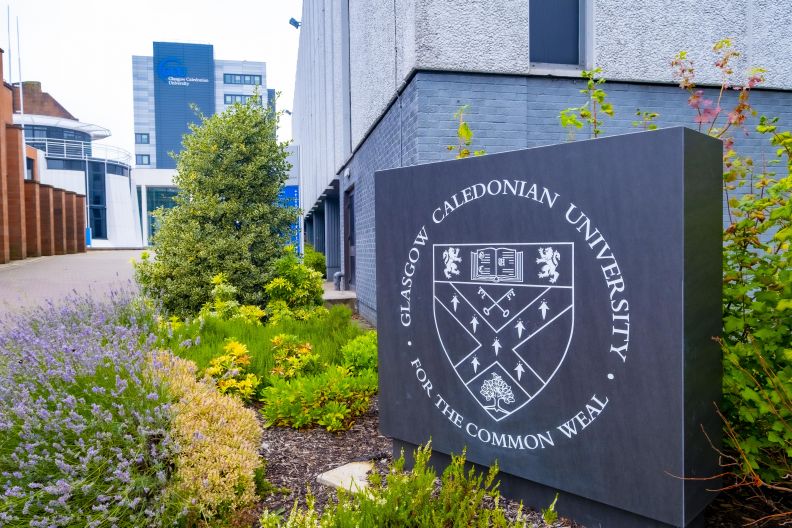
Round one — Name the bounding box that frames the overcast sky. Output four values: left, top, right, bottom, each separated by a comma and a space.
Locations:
3, 0, 303, 154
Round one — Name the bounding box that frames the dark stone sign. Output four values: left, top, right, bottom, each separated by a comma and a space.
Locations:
375, 128, 723, 528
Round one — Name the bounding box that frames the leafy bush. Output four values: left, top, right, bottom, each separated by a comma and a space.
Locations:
260, 366, 377, 431
154, 351, 264, 525
341, 332, 378, 374
260, 443, 528, 527
199, 273, 265, 324
134, 95, 298, 316
265, 251, 324, 311
204, 339, 261, 402
0, 293, 176, 527
303, 243, 326, 278
270, 334, 320, 380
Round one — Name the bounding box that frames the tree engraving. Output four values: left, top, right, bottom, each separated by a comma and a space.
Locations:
480, 372, 515, 414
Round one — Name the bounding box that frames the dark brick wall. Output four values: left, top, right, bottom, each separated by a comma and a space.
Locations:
341, 78, 420, 323
342, 71, 792, 324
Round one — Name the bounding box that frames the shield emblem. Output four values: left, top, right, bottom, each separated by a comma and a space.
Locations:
433, 243, 575, 421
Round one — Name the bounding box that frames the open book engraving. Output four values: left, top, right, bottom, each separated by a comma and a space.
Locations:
471, 247, 523, 283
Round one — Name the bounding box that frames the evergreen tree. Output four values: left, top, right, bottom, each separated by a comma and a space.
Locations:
135, 97, 297, 315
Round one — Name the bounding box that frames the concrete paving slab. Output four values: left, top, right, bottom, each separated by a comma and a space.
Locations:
316, 461, 373, 493
0, 250, 144, 318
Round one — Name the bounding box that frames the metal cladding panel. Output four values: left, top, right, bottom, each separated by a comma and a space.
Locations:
153, 42, 216, 169
375, 128, 723, 527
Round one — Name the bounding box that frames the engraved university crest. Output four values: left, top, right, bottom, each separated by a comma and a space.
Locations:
433, 243, 575, 421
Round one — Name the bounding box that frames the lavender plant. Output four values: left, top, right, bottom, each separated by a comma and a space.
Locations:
0, 292, 178, 527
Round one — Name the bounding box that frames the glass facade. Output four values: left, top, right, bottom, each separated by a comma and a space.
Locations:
145, 186, 179, 240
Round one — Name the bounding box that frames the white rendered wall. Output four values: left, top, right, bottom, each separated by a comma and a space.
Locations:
102, 174, 142, 248
39, 169, 86, 195
594, 0, 792, 89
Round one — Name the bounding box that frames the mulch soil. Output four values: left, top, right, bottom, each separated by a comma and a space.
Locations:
247, 396, 788, 527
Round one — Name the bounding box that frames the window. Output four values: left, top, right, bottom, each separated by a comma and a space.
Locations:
529, 0, 583, 66
146, 187, 179, 239
136, 154, 150, 165
135, 133, 150, 144
88, 161, 107, 240
106, 163, 130, 176
24, 126, 48, 139
224, 73, 262, 85
25, 158, 34, 181
224, 94, 263, 105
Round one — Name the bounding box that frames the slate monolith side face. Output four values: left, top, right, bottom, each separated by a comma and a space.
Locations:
375, 128, 722, 527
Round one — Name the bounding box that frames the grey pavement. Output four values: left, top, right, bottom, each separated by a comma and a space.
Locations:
0, 250, 144, 318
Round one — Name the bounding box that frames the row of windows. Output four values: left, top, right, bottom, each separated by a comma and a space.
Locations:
47, 158, 85, 171
224, 94, 262, 105
135, 133, 150, 144
45, 158, 130, 177
136, 154, 150, 166
24, 126, 91, 143
224, 73, 262, 85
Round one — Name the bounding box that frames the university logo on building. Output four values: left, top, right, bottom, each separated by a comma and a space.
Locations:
433, 243, 574, 421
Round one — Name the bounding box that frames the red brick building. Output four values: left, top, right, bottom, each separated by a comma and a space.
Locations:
0, 49, 85, 264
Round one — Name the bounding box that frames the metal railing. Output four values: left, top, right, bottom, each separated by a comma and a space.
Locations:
25, 137, 131, 166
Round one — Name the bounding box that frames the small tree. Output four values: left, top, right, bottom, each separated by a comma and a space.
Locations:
480, 372, 515, 413
135, 97, 298, 315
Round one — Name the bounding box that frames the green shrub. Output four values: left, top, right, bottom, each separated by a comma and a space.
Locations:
260, 443, 528, 527
269, 333, 320, 380
203, 339, 261, 402
341, 332, 378, 374
264, 251, 324, 321
260, 366, 377, 431
134, 95, 298, 316
303, 243, 326, 278
198, 273, 265, 324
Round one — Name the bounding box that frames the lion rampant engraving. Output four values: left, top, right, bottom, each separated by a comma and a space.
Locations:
536, 247, 560, 283
442, 247, 462, 279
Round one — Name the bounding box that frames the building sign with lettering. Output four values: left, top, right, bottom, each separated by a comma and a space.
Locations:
375, 128, 723, 528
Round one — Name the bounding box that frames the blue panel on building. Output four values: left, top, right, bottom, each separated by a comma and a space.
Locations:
279, 185, 300, 247
153, 42, 216, 169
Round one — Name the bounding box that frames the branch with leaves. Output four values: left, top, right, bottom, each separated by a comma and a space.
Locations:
559, 68, 614, 139
447, 105, 486, 159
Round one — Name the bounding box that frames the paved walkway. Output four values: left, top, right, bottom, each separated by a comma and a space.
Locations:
0, 250, 143, 318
